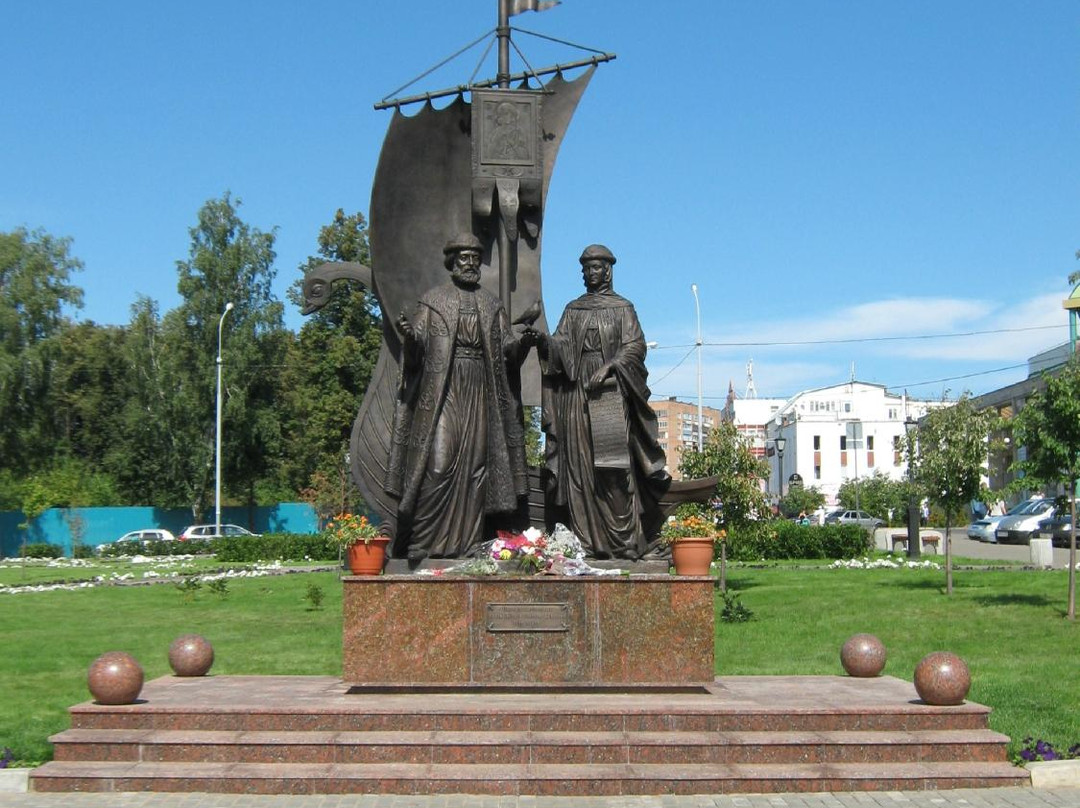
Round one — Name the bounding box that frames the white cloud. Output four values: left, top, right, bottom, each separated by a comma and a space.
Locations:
693, 292, 1067, 361
643, 286, 1072, 403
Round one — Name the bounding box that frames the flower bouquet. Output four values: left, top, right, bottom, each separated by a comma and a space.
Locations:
489, 526, 553, 574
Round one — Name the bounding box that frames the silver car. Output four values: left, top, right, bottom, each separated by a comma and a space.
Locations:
995, 499, 1055, 545
968, 498, 1041, 543
830, 510, 885, 531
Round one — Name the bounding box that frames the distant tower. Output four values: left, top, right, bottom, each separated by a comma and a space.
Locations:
744, 358, 757, 399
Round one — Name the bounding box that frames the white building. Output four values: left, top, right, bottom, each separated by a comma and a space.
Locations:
762, 381, 940, 505
720, 382, 786, 460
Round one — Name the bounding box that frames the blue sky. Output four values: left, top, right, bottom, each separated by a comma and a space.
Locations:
3, 1, 1077, 404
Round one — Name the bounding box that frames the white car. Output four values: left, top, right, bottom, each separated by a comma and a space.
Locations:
97, 529, 176, 551
178, 524, 261, 541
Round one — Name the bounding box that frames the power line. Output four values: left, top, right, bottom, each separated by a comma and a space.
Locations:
648, 346, 695, 386
646, 323, 1062, 350
889, 363, 1029, 391
651, 362, 1032, 401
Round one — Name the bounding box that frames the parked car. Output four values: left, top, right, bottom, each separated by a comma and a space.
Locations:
822, 509, 845, 524
96, 529, 176, 552
967, 497, 1043, 543
1031, 514, 1074, 549
178, 524, 261, 541
995, 498, 1056, 545
825, 510, 884, 530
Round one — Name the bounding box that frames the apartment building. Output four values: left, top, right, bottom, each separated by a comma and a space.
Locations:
648, 396, 722, 480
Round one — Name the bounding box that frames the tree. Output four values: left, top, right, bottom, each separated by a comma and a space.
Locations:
0, 227, 84, 473
1009, 358, 1080, 620
165, 193, 287, 519
837, 471, 911, 525
911, 394, 997, 594
679, 420, 770, 539
779, 485, 826, 520
52, 321, 129, 469
279, 209, 381, 501
107, 296, 191, 507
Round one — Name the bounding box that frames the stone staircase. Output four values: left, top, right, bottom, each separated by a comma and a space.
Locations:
31, 674, 1028, 795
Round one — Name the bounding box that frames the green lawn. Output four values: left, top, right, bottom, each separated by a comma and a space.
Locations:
718, 562, 1079, 756
0, 559, 1076, 765
1, 570, 343, 764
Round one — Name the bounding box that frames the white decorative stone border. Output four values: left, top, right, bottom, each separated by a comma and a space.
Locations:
0, 769, 29, 793
1028, 759, 1080, 788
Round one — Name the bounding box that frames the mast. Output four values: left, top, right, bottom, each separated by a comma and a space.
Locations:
497, 0, 511, 88
496, 0, 513, 314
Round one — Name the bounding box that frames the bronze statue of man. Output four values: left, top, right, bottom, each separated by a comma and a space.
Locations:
385, 233, 535, 560
532, 244, 670, 558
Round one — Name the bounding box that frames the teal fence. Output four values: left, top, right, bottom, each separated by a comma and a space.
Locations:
0, 503, 319, 558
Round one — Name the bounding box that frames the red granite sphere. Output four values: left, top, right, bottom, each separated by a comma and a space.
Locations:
87, 651, 144, 705
168, 634, 214, 677
914, 651, 971, 705
840, 633, 887, 677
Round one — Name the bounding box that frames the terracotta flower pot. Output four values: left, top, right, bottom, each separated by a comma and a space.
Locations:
670, 537, 715, 576
346, 537, 390, 575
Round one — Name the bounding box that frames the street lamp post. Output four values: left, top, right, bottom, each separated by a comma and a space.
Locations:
215, 302, 235, 535
904, 415, 920, 559
775, 436, 787, 503
690, 283, 703, 451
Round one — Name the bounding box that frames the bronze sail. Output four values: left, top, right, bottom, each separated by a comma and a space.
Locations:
344, 68, 596, 529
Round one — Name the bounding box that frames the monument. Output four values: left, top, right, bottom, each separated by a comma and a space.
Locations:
31, 3, 1023, 796
298, 0, 704, 562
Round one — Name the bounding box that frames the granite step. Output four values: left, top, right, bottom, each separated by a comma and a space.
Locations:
49, 727, 1012, 766
67, 705, 994, 733
29, 760, 1030, 795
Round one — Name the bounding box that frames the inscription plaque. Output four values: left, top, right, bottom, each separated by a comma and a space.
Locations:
486, 602, 570, 632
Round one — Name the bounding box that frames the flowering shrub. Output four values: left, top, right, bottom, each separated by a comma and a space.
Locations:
659, 514, 723, 546
829, 556, 942, 570
1016, 736, 1080, 763
325, 514, 383, 549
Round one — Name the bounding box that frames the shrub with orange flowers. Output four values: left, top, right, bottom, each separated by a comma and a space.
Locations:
325, 513, 383, 549
659, 508, 726, 547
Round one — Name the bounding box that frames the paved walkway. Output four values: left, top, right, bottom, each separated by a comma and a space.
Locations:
874, 529, 1077, 570
4, 787, 1080, 808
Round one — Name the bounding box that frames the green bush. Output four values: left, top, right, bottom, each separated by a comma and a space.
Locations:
71, 544, 96, 559
98, 539, 214, 558
18, 542, 62, 559
727, 521, 872, 561
213, 532, 337, 563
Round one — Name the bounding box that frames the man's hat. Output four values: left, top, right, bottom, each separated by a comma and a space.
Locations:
579, 244, 616, 265
444, 233, 483, 254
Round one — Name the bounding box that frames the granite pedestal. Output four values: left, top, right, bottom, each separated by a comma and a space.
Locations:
342, 574, 715, 687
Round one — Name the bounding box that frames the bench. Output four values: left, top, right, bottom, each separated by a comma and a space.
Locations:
890, 532, 941, 554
